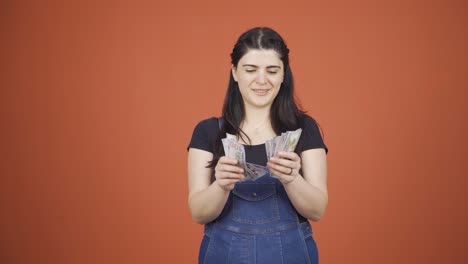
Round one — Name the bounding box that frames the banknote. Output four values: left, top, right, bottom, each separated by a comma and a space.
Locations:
224, 138, 246, 169
222, 129, 302, 181
226, 133, 236, 140
265, 140, 272, 161
221, 134, 268, 181
246, 163, 269, 180
285, 129, 302, 151
266, 128, 302, 158
265, 129, 302, 178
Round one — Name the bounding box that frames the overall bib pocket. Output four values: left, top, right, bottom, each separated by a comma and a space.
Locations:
232, 183, 280, 224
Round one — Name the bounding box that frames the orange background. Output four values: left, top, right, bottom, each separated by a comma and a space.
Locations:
2, 0, 467, 263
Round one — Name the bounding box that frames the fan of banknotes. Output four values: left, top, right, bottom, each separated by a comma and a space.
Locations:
221, 129, 302, 181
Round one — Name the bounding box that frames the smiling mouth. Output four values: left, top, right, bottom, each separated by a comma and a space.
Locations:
252, 89, 270, 96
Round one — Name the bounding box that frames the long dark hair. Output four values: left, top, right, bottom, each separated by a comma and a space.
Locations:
208, 27, 307, 168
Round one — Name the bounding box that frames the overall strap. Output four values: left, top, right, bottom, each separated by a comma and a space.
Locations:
218, 117, 224, 130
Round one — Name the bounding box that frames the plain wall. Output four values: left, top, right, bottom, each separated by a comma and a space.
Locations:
2, 0, 467, 263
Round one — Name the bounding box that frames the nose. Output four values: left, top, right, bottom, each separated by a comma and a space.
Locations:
255, 71, 267, 85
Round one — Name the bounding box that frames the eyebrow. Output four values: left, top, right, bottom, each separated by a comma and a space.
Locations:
241, 64, 282, 69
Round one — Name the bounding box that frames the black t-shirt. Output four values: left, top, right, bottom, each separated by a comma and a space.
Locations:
188, 115, 328, 166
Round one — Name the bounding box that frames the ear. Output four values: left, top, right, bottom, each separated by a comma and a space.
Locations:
231, 65, 238, 82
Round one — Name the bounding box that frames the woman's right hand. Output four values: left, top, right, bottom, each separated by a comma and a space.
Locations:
214, 157, 245, 191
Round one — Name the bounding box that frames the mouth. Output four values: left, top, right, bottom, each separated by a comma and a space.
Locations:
251, 89, 270, 96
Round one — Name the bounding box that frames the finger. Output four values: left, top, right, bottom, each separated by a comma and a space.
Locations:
217, 172, 245, 180
267, 161, 292, 175
269, 157, 298, 170
268, 167, 293, 179
267, 166, 280, 175
219, 156, 239, 165
217, 164, 244, 173
218, 178, 242, 186
278, 151, 300, 162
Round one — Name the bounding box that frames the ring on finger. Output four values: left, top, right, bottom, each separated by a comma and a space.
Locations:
288, 167, 293, 175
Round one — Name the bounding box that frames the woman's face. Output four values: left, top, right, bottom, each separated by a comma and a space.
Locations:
232, 49, 284, 109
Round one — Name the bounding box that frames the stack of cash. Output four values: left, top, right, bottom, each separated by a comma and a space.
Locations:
265, 129, 302, 160
222, 134, 269, 181
221, 128, 302, 181
265, 128, 302, 178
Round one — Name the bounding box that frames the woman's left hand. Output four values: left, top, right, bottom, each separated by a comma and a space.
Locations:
267, 151, 301, 185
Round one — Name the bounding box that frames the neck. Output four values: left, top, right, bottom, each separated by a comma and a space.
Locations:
243, 105, 271, 128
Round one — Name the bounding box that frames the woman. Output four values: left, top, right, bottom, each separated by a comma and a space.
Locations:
187, 27, 328, 264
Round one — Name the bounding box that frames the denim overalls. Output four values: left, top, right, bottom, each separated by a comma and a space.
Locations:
199, 175, 318, 264
198, 119, 319, 264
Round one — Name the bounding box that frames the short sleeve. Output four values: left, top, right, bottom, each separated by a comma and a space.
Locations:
301, 115, 328, 154
187, 117, 218, 153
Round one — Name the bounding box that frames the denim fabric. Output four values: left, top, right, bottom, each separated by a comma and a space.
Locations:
199, 173, 319, 264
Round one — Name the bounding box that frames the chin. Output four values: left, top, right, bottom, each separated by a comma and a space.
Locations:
250, 100, 273, 108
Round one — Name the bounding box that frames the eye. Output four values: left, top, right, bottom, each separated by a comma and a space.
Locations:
245, 69, 256, 73
268, 71, 278, 75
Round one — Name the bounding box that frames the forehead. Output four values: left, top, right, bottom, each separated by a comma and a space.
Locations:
238, 49, 283, 67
